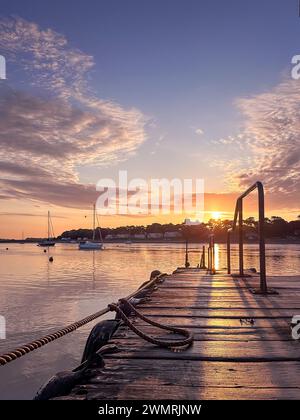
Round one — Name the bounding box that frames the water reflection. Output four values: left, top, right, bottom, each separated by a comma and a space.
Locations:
214, 244, 220, 270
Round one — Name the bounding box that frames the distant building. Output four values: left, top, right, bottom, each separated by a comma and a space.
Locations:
115, 233, 130, 239
61, 237, 71, 242
164, 231, 182, 239
147, 232, 164, 239
133, 233, 147, 240
184, 218, 201, 226
104, 234, 114, 240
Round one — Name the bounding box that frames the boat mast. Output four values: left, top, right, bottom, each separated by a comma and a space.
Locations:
92, 204, 96, 241
95, 211, 104, 244
48, 211, 50, 241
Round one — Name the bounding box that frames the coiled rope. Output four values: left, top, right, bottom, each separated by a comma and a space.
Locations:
0, 273, 193, 366
109, 298, 193, 349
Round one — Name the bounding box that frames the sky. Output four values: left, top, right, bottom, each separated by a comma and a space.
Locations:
0, 0, 299, 238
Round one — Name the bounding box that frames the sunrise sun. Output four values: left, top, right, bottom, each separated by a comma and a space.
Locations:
211, 211, 222, 220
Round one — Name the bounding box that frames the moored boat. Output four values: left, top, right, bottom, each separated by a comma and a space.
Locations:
79, 240, 103, 250
38, 211, 56, 247
79, 204, 104, 250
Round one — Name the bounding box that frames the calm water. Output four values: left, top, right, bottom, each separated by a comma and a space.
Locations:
0, 242, 299, 399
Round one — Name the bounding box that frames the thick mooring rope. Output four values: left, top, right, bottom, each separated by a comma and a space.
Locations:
0, 307, 110, 366
109, 299, 193, 349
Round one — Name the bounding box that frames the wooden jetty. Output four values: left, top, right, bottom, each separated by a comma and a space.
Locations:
59, 268, 300, 400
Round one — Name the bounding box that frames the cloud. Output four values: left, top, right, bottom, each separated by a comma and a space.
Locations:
195, 128, 204, 136
236, 79, 300, 195
0, 17, 147, 208
0, 212, 67, 218
213, 77, 300, 210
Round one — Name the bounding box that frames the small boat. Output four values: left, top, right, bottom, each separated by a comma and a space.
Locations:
38, 211, 56, 247
39, 240, 56, 247
79, 241, 103, 250
79, 204, 104, 250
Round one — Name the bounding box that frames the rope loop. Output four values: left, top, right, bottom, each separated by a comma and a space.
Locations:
113, 298, 193, 350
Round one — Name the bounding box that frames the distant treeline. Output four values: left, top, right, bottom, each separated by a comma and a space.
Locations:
59, 216, 300, 242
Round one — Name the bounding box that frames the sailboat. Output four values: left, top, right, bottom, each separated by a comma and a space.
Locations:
79, 204, 104, 250
38, 211, 56, 247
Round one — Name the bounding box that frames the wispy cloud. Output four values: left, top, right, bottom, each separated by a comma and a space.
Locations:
0, 17, 147, 208
236, 79, 300, 195
213, 76, 300, 210
195, 128, 204, 136
0, 212, 67, 218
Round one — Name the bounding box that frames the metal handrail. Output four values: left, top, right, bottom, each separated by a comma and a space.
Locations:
199, 245, 206, 269
227, 181, 269, 294
185, 240, 190, 268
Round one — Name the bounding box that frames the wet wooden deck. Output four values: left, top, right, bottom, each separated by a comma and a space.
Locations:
63, 269, 300, 400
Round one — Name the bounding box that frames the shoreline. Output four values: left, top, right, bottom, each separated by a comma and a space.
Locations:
1, 239, 300, 245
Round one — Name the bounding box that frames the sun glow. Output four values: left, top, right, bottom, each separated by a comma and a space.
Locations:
211, 211, 221, 220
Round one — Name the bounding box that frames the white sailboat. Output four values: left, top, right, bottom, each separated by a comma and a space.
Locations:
38, 211, 56, 247
79, 204, 104, 250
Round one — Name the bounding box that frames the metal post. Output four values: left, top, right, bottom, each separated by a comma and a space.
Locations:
227, 230, 231, 274
212, 242, 215, 273
257, 182, 267, 293
238, 199, 244, 276
185, 240, 189, 268
207, 247, 211, 271
47, 210, 50, 241
202, 245, 206, 268
209, 235, 215, 274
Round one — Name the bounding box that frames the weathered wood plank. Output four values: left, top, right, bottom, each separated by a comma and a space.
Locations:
62, 384, 300, 400
88, 359, 300, 388
142, 301, 300, 309
137, 308, 296, 318
106, 338, 300, 361
130, 316, 290, 328
114, 326, 292, 341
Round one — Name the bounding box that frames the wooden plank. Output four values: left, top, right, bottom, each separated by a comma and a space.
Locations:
106, 339, 300, 361
141, 302, 300, 309
114, 326, 292, 341
88, 359, 300, 388
137, 308, 296, 318
61, 384, 300, 400
128, 316, 290, 328
145, 295, 300, 303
